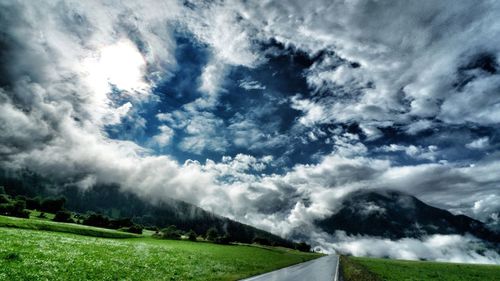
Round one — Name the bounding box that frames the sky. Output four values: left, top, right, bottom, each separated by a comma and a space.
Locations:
1, 0, 500, 263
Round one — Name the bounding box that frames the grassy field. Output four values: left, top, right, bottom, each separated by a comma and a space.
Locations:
0, 216, 322, 281
29, 210, 56, 220
341, 255, 500, 281
0, 215, 138, 238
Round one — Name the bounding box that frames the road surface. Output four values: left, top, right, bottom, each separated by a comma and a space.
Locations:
240, 255, 339, 281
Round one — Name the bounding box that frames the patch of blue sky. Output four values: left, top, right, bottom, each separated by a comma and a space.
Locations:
104, 32, 495, 170
104, 33, 337, 168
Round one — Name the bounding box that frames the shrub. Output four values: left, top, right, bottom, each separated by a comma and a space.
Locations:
0, 186, 5, 194
13, 200, 29, 218
122, 224, 143, 235
53, 211, 73, 223
73, 213, 81, 218
109, 217, 133, 229
0, 200, 29, 218
40, 197, 66, 213
25, 197, 41, 210
295, 242, 311, 252
0, 194, 10, 204
161, 225, 181, 240
14, 195, 27, 202
215, 234, 231, 245
83, 213, 110, 228
253, 236, 272, 246
205, 227, 219, 242
187, 230, 197, 241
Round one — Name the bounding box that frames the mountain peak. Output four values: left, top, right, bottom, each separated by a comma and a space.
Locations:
316, 189, 499, 244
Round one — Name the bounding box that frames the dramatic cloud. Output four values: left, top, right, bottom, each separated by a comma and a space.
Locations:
1, 0, 499, 263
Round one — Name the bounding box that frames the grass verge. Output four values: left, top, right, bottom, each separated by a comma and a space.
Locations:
341, 255, 500, 281
0, 226, 321, 280
340, 255, 380, 281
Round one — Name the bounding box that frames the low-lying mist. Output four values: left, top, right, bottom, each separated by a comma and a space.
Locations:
314, 231, 500, 265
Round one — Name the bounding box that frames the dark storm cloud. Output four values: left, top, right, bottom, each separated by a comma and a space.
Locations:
1, 0, 500, 263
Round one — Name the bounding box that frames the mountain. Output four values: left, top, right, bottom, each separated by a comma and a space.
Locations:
0, 170, 296, 248
316, 189, 499, 244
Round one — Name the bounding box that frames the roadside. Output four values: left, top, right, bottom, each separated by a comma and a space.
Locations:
339, 255, 500, 281
339, 255, 380, 281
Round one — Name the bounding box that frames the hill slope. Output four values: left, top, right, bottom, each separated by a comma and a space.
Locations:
0, 170, 296, 247
64, 184, 296, 246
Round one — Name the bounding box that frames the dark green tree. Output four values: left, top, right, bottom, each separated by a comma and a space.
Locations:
25, 196, 41, 210
253, 236, 272, 246
187, 230, 197, 241
295, 242, 311, 252
123, 224, 143, 235
215, 234, 231, 245
161, 225, 181, 240
205, 227, 219, 242
0, 194, 9, 204
0, 199, 29, 218
53, 211, 73, 223
40, 197, 66, 213
83, 213, 110, 228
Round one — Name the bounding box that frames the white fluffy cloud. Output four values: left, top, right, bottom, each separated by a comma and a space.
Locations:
466, 137, 490, 150
290, 95, 327, 126
232, 0, 500, 130
379, 144, 439, 161
152, 125, 175, 147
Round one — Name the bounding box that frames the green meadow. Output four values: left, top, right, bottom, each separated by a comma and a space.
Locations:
341, 255, 500, 281
0, 215, 138, 239
0, 215, 322, 281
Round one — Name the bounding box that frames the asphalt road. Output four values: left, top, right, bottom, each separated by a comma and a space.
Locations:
240, 255, 339, 281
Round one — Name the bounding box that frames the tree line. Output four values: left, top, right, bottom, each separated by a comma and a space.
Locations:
0, 188, 143, 234
0, 181, 312, 252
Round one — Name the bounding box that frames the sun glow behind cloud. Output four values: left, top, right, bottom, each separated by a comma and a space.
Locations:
83, 40, 148, 95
